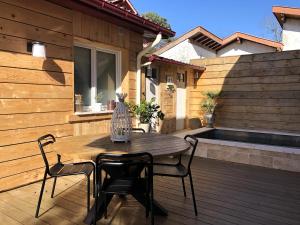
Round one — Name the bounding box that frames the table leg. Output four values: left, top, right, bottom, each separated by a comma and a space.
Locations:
84, 192, 168, 224
84, 193, 113, 225
131, 192, 168, 216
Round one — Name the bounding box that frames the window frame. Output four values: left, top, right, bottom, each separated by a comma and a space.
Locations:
74, 42, 122, 112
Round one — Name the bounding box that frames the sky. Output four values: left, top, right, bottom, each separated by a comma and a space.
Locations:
131, 0, 300, 40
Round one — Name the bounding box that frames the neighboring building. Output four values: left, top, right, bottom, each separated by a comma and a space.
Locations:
218, 32, 282, 57
142, 55, 205, 133
273, 6, 300, 50
155, 27, 282, 62
155, 27, 220, 63
104, 0, 138, 14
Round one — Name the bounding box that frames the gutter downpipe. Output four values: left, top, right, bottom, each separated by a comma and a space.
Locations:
136, 33, 162, 105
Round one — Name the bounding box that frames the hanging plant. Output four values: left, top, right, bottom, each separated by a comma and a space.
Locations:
166, 84, 175, 94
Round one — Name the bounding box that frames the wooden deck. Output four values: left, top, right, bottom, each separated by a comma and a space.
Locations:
0, 157, 300, 225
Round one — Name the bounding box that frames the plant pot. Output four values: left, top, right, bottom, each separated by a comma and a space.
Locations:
93, 103, 102, 112
204, 113, 214, 128
138, 122, 150, 133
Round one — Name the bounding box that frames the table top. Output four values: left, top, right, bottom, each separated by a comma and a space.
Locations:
54, 133, 191, 161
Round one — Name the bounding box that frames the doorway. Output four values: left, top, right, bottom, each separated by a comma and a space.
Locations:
176, 71, 187, 130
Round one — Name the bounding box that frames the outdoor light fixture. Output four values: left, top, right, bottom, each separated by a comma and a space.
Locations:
193, 69, 201, 85
27, 41, 46, 58
194, 70, 201, 79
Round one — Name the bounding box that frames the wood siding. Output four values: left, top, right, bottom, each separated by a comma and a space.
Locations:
0, 0, 142, 191
189, 50, 300, 133
71, 11, 142, 136
148, 63, 193, 134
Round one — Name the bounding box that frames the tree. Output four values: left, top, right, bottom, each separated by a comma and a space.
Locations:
142, 12, 172, 30
263, 16, 282, 42
142, 12, 173, 51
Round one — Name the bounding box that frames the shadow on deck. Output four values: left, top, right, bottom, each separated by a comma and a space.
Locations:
0, 157, 300, 225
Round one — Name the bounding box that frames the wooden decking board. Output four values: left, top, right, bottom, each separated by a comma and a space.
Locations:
155, 181, 300, 221
0, 157, 299, 225
157, 171, 300, 206
155, 189, 294, 225
156, 176, 300, 215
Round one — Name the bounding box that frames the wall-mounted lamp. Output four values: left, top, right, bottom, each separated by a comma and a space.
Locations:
193, 69, 201, 85
27, 41, 46, 58
194, 70, 200, 79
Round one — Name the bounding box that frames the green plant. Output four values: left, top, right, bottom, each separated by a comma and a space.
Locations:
128, 98, 165, 124
200, 91, 221, 114
141, 12, 171, 30
166, 84, 175, 93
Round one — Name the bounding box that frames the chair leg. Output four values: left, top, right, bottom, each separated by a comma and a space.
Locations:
51, 177, 57, 198
104, 193, 108, 219
87, 175, 91, 215
35, 171, 47, 218
181, 177, 186, 197
189, 172, 198, 216
150, 185, 154, 225
93, 170, 96, 198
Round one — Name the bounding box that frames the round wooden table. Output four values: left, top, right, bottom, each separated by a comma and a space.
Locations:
54, 133, 190, 224
54, 133, 191, 161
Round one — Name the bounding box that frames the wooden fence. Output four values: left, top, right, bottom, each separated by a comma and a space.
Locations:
189, 50, 300, 133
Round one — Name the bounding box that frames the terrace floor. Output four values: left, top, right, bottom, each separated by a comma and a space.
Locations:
0, 157, 300, 225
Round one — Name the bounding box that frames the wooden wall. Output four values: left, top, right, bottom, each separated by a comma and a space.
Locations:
0, 0, 74, 191
150, 62, 193, 134
190, 50, 300, 133
71, 11, 143, 136
0, 0, 142, 191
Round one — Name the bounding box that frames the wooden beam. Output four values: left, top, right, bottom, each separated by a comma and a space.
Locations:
203, 39, 215, 46
198, 37, 210, 44
201, 38, 213, 45
207, 41, 219, 48
211, 43, 222, 49
194, 35, 206, 42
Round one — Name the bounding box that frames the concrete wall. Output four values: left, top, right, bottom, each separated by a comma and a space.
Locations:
217, 40, 277, 57
160, 39, 216, 63
282, 18, 300, 51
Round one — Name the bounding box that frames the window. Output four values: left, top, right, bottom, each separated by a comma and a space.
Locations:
74, 44, 121, 113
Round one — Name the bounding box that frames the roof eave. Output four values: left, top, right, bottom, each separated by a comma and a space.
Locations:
47, 0, 175, 38
149, 55, 206, 71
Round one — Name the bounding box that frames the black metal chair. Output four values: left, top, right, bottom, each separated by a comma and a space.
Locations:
132, 128, 146, 133
94, 152, 154, 225
153, 135, 199, 216
35, 134, 95, 218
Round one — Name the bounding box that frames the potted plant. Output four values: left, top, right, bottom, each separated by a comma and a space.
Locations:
200, 91, 221, 128
128, 98, 165, 132
94, 91, 103, 112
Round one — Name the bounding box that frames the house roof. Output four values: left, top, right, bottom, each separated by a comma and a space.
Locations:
155, 26, 282, 55
219, 32, 283, 50
155, 26, 223, 55
48, 0, 175, 38
104, 0, 138, 15
148, 54, 206, 71
272, 6, 300, 27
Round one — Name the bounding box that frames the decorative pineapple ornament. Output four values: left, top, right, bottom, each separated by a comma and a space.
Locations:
110, 93, 132, 142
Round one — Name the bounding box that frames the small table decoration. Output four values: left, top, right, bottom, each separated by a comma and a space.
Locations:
110, 93, 132, 142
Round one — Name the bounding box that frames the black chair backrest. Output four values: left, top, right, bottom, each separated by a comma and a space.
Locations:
96, 152, 153, 183
132, 128, 146, 133
184, 135, 199, 171
37, 134, 56, 175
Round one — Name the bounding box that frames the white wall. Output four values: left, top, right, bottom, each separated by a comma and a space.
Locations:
282, 18, 300, 51
160, 39, 216, 63
217, 40, 276, 57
